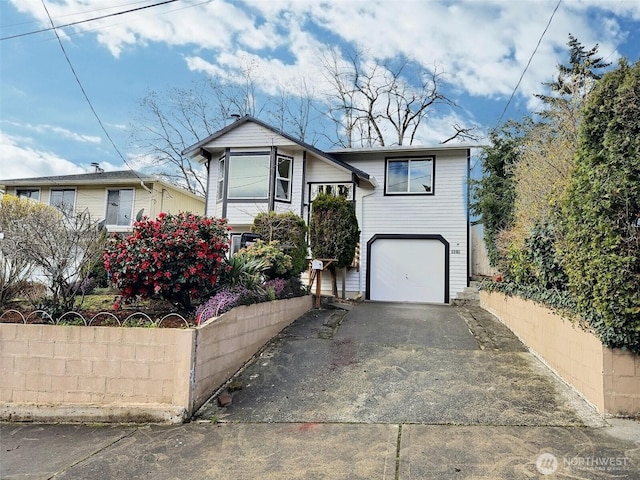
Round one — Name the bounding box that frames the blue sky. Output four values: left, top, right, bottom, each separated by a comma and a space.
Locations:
1, 0, 639, 181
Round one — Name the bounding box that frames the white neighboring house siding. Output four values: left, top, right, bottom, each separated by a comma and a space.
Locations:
342, 149, 468, 301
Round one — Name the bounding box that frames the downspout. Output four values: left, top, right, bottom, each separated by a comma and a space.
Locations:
140, 181, 153, 218
466, 148, 471, 286
358, 187, 376, 295
204, 158, 210, 216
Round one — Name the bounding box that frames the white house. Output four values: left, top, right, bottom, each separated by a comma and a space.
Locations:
183, 115, 475, 304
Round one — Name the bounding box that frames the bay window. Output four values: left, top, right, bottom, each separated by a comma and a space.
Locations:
227, 154, 270, 199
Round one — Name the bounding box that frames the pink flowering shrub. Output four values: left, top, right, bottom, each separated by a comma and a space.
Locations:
104, 212, 230, 310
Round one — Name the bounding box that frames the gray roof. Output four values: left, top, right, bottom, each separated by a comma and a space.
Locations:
0, 170, 156, 185
182, 115, 373, 184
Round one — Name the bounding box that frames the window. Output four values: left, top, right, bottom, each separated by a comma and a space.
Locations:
50, 189, 76, 216
385, 157, 434, 195
228, 155, 270, 199
275, 155, 293, 201
217, 157, 225, 201
310, 183, 354, 202
16, 188, 40, 200
106, 189, 134, 226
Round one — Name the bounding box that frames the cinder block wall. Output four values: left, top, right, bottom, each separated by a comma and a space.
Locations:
0, 295, 312, 423
481, 290, 640, 417
0, 323, 194, 422
192, 295, 312, 411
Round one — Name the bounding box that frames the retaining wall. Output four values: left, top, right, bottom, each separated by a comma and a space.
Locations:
481, 290, 640, 417
0, 295, 312, 423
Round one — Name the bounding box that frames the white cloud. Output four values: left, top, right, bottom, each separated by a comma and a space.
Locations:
5, 121, 101, 144
7, 0, 635, 132
0, 131, 85, 179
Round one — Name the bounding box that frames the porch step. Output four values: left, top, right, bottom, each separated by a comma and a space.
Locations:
452, 281, 482, 305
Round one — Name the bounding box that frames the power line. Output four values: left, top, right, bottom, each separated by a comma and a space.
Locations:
39, 0, 144, 183
2, 0, 178, 41
495, 0, 562, 127
1, 0, 154, 29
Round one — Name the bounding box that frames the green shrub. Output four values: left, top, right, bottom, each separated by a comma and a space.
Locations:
235, 240, 294, 280
526, 222, 568, 291
218, 255, 267, 290
251, 212, 308, 275
309, 193, 359, 269
559, 59, 640, 351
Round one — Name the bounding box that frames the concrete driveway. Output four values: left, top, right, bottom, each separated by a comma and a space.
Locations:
198, 302, 587, 426
2, 302, 639, 479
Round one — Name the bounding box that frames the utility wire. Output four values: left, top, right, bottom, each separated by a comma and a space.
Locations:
1, 0, 154, 29
495, 0, 562, 127
39, 0, 144, 183
2, 0, 178, 41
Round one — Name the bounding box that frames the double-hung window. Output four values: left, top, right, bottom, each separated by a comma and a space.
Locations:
275, 155, 293, 202
106, 189, 134, 226
50, 188, 76, 216
217, 157, 225, 201
385, 157, 435, 195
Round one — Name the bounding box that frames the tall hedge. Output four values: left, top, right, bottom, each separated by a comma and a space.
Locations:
561, 59, 640, 351
309, 193, 359, 269
251, 211, 308, 275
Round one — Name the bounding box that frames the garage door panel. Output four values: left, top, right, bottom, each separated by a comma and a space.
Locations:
369, 238, 446, 303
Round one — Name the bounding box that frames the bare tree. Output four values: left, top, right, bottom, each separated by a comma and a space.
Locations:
130, 82, 217, 195
320, 49, 460, 147
268, 78, 317, 143
0, 198, 106, 313
130, 65, 320, 194
19, 208, 106, 313
441, 123, 479, 144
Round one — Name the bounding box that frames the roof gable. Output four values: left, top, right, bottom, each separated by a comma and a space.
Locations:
182, 115, 374, 186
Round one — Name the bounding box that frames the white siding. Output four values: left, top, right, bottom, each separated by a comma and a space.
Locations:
225, 203, 270, 226
305, 157, 352, 184
205, 158, 219, 217
204, 123, 299, 149
344, 150, 468, 301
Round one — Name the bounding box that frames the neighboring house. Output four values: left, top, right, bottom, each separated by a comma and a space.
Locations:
0, 170, 205, 233
184, 115, 477, 304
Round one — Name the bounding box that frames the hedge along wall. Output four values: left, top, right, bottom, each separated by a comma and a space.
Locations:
0, 295, 312, 424
481, 291, 640, 417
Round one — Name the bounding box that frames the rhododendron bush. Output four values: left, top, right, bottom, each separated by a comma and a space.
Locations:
104, 212, 230, 310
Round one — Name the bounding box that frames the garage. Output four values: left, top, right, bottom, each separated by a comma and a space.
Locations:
366, 234, 449, 303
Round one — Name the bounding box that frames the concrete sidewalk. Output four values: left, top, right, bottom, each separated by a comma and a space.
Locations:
2, 303, 639, 479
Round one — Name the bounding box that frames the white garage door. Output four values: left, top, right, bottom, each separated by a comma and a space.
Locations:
369, 237, 446, 303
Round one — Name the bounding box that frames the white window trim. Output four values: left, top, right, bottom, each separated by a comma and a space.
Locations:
49, 187, 77, 215
275, 154, 293, 202
385, 156, 435, 195
104, 187, 136, 229
217, 156, 225, 202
